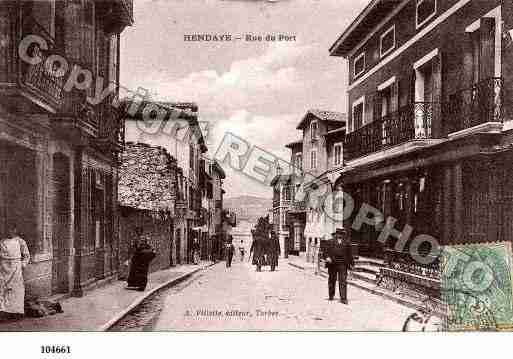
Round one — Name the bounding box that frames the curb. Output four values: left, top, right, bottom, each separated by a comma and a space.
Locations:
288, 261, 437, 314
288, 262, 306, 270
99, 262, 217, 331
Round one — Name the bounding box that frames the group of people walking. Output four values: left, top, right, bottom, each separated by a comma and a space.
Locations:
249, 230, 281, 272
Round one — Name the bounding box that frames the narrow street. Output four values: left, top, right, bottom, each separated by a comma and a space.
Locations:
151, 258, 413, 331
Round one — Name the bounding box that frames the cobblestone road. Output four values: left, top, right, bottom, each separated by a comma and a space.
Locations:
153, 259, 414, 331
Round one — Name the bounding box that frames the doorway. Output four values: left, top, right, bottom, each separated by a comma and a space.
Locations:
52, 153, 71, 294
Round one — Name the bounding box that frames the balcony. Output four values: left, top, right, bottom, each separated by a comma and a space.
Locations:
19, 17, 65, 110
443, 77, 503, 135
95, 93, 125, 151
345, 102, 437, 161
345, 77, 507, 162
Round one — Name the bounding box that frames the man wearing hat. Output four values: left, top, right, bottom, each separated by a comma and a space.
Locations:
324, 228, 354, 304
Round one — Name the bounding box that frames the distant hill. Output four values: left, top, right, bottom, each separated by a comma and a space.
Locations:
224, 196, 272, 222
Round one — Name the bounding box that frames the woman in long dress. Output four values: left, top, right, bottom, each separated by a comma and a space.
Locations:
126, 239, 156, 291
0, 226, 31, 320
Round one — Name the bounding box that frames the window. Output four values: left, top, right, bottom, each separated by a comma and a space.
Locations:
310, 121, 318, 140
295, 152, 302, 171
284, 186, 292, 201
351, 96, 365, 131
108, 35, 119, 86
353, 52, 365, 78
416, 0, 437, 29
310, 150, 317, 169
380, 25, 395, 58
333, 143, 343, 166
189, 144, 194, 170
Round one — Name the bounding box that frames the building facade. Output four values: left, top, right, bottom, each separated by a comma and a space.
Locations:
271, 110, 346, 259
0, 0, 132, 298
123, 100, 208, 264
118, 142, 178, 275
330, 0, 513, 295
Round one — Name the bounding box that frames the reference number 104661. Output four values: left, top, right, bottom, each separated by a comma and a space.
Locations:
40, 346, 71, 354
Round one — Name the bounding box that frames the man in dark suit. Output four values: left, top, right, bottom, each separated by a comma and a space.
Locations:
268, 231, 281, 271
324, 228, 354, 304
250, 232, 265, 272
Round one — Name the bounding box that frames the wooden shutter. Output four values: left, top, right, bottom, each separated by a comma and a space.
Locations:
480, 17, 495, 81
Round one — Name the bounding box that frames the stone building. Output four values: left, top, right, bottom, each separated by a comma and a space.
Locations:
118, 142, 178, 276
0, 0, 132, 298
122, 100, 208, 264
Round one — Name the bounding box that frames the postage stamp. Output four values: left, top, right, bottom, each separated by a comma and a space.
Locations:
441, 242, 513, 331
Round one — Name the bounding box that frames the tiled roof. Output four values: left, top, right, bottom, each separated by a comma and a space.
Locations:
285, 140, 303, 149
296, 109, 346, 130
118, 142, 177, 212
309, 109, 347, 123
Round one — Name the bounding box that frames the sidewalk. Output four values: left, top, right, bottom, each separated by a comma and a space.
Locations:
287, 255, 442, 315
0, 261, 216, 332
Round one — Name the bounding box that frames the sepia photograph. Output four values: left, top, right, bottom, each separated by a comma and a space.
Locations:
1, 0, 513, 343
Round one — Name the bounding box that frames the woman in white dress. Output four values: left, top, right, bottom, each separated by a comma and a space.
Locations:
0, 225, 30, 320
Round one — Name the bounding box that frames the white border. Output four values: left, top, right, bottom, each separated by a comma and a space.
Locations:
416, 0, 437, 29
377, 76, 396, 91
353, 52, 365, 78
351, 95, 366, 132
465, 19, 480, 33
333, 142, 343, 166
380, 24, 396, 58
310, 120, 318, 140
310, 149, 317, 169
413, 48, 439, 70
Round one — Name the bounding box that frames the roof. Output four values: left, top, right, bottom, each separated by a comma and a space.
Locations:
296, 109, 346, 130
329, 0, 403, 57
120, 99, 208, 153
285, 140, 303, 149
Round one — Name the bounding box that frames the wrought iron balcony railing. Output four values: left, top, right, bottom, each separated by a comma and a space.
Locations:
443, 77, 503, 134
21, 18, 65, 108
97, 93, 125, 150
345, 102, 436, 161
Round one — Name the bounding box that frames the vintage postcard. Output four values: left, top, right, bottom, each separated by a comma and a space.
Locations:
1, 0, 513, 338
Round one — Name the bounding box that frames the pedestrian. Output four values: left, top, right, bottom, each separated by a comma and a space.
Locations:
249, 231, 265, 272
193, 236, 200, 265
324, 228, 354, 304
126, 235, 156, 291
238, 240, 245, 262
0, 224, 31, 321
268, 231, 281, 271
225, 237, 234, 268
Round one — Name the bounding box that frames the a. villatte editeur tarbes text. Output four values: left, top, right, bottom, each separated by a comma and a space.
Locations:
186, 309, 279, 318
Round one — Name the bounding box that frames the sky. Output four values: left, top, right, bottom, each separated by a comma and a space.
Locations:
120, 0, 369, 199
